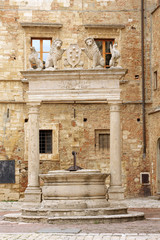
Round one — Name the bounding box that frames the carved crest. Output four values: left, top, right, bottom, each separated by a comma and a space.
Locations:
66, 44, 81, 68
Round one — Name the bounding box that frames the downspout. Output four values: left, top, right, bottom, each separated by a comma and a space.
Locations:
141, 0, 146, 159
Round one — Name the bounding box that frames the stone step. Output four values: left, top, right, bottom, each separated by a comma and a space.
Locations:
148, 195, 160, 200
22, 206, 128, 217
4, 211, 144, 224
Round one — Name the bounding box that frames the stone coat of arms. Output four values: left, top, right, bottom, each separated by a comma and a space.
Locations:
64, 44, 83, 68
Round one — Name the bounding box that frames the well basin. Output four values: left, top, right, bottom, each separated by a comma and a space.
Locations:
39, 169, 110, 209
3, 169, 145, 222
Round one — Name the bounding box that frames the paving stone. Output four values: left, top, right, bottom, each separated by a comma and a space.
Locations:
76, 236, 87, 240
125, 237, 136, 240
67, 236, 78, 240
0, 234, 160, 240
84, 235, 94, 240
111, 236, 121, 240
37, 227, 81, 233
93, 235, 104, 240
132, 236, 148, 240
119, 236, 127, 240
102, 236, 112, 240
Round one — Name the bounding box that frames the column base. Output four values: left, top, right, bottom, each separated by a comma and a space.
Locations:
108, 186, 125, 200
24, 186, 42, 203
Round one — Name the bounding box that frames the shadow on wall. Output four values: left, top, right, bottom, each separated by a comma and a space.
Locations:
140, 185, 151, 197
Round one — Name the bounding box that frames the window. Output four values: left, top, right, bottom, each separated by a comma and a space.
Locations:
99, 134, 110, 150
31, 38, 52, 68
140, 172, 150, 185
39, 130, 52, 153
95, 39, 114, 68
95, 130, 110, 151
154, 71, 158, 90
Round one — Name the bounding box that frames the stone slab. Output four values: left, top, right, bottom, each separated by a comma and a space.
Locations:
37, 227, 81, 233
0, 160, 15, 184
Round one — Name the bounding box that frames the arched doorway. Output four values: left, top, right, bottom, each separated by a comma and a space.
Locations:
157, 138, 160, 193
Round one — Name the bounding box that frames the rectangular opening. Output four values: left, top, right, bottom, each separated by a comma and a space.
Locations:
99, 133, 110, 150
95, 129, 110, 152
39, 130, 52, 153
140, 172, 150, 185
95, 39, 114, 68
154, 71, 158, 90
31, 38, 52, 69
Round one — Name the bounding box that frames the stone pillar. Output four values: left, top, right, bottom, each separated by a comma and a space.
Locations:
24, 103, 42, 202
108, 101, 124, 200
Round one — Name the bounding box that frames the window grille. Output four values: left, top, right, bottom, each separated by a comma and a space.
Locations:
39, 130, 52, 153
99, 133, 110, 150
95, 130, 110, 152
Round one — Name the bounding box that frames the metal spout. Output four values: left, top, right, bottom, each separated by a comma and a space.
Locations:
67, 151, 83, 171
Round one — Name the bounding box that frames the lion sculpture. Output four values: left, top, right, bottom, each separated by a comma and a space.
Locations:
83, 37, 105, 69
109, 43, 121, 68
29, 47, 43, 70
45, 39, 66, 70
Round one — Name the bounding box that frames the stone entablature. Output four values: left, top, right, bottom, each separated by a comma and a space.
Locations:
21, 69, 127, 102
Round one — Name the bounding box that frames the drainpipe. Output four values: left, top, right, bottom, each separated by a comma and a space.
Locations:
141, 0, 146, 159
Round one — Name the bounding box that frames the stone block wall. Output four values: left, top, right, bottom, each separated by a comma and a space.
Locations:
0, 103, 24, 200
147, 5, 160, 195
151, 6, 160, 106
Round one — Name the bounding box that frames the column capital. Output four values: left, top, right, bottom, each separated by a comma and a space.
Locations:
27, 101, 41, 107
27, 102, 41, 114
108, 100, 122, 112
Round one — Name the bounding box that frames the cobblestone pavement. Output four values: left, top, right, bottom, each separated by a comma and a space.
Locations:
0, 233, 160, 240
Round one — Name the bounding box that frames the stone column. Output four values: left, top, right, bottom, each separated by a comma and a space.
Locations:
24, 103, 42, 202
108, 101, 124, 200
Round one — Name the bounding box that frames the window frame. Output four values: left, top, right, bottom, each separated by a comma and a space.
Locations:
24, 122, 59, 161
31, 38, 52, 67
140, 172, 150, 185
95, 129, 110, 152
95, 39, 114, 68
39, 129, 52, 154
154, 70, 158, 90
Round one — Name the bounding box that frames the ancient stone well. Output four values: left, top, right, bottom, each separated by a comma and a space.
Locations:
4, 40, 144, 222
4, 168, 144, 223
